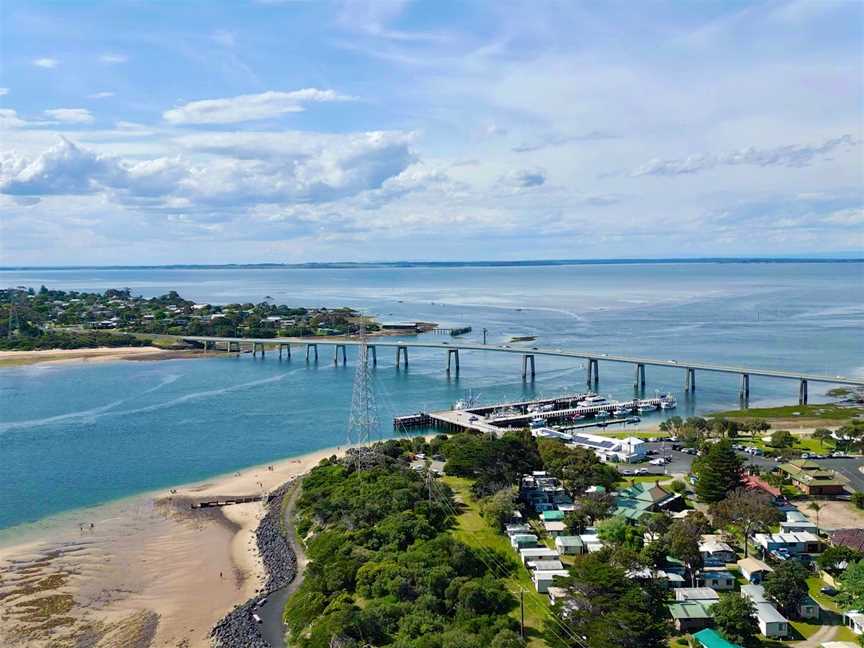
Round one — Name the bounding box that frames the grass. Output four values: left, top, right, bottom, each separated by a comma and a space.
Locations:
713, 404, 864, 422
442, 475, 554, 647
807, 576, 841, 612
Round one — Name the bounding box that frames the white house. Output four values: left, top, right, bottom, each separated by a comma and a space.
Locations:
754, 531, 823, 555
533, 569, 570, 593
519, 547, 559, 565
527, 559, 564, 572
780, 520, 819, 534
742, 585, 789, 638
544, 520, 567, 537
674, 588, 720, 603
699, 539, 737, 566
510, 533, 538, 549
843, 610, 864, 635
555, 536, 584, 555
698, 570, 735, 591
737, 557, 773, 584
565, 432, 647, 463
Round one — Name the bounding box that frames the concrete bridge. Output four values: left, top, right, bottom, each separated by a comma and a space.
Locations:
183, 335, 864, 405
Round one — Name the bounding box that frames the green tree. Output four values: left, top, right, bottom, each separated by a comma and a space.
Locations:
764, 560, 809, 617
817, 545, 863, 577
840, 559, 864, 610
711, 593, 759, 647
596, 516, 644, 551
480, 486, 519, 531
693, 440, 743, 502
768, 430, 795, 448
664, 512, 711, 586
710, 489, 782, 557
812, 428, 833, 449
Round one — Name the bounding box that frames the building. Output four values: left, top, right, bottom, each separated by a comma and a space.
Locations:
541, 509, 565, 522
527, 559, 564, 571
614, 481, 683, 521
780, 520, 819, 534
533, 569, 570, 593
628, 568, 685, 588
692, 628, 742, 648
698, 570, 736, 591
799, 594, 820, 621
668, 602, 714, 633
543, 520, 567, 537
519, 547, 559, 565
741, 585, 789, 638
565, 432, 647, 463
555, 535, 584, 555
830, 528, 864, 553
737, 557, 773, 584
754, 531, 823, 555
700, 539, 737, 566
843, 610, 864, 635
776, 460, 847, 496
510, 534, 539, 549
674, 588, 721, 604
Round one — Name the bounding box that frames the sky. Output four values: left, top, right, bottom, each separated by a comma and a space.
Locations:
0, 0, 862, 265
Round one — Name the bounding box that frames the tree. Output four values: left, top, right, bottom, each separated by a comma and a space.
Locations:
817, 545, 863, 577
537, 439, 619, 493
853, 492, 864, 510
711, 593, 759, 647
665, 512, 711, 586
693, 440, 744, 503
840, 559, 864, 610
597, 516, 644, 551
808, 501, 822, 533
812, 428, 833, 449
480, 486, 519, 531
768, 430, 795, 448
710, 489, 782, 557
764, 560, 809, 617
668, 479, 687, 494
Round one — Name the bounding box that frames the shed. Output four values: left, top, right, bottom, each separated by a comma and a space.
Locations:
798, 593, 820, 620
674, 588, 721, 603
544, 520, 567, 537
555, 535, 584, 555
541, 509, 565, 521
754, 602, 788, 638
519, 547, 559, 565
510, 533, 538, 549
668, 602, 714, 633
737, 557, 773, 584
533, 569, 569, 593
527, 559, 565, 572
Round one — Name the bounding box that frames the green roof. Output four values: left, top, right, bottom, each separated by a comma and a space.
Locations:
542, 510, 565, 521
693, 628, 742, 648
555, 536, 584, 547
668, 602, 713, 620
778, 461, 845, 486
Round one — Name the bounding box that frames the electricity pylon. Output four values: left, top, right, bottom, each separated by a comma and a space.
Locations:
346, 322, 379, 464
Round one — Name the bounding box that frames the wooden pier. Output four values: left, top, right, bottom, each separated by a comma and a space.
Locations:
191, 494, 268, 509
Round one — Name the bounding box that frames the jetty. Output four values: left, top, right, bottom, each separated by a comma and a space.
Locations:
191, 494, 269, 509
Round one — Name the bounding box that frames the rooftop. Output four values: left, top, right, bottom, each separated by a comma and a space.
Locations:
668, 602, 714, 620
831, 528, 864, 553
693, 628, 742, 648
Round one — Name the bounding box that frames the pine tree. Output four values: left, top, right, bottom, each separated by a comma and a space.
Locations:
694, 440, 743, 503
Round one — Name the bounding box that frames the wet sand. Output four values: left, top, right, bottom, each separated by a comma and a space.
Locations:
0, 346, 204, 368
0, 445, 348, 648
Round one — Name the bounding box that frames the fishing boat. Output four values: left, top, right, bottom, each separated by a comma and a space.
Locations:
660, 398, 677, 410
638, 402, 658, 413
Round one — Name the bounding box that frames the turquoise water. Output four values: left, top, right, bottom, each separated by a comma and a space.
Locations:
1, 262, 862, 531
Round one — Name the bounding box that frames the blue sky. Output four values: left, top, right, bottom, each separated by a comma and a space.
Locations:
0, 0, 861, 265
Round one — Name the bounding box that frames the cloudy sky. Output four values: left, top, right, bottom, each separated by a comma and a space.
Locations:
0, 0, 861, 265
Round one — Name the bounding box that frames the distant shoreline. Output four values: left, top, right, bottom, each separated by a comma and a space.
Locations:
1, 257, 862, 271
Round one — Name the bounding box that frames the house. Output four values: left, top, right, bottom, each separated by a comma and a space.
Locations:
737, 557, 773, 584
544, 520, 567, 537
693, 628, 742, 648
698, 570, 736, 591
555, 536, 584, 555
541, 509, 565, 522
510, 534, 538, 549
506, 524, 533, 535
628, 568, 685, 588
741, 585, 789, 638
527, 559, 564, 571
754, 531, 823, 555
579, 531, 604, 553
843, 610, 864, 635
799, 593, 820, 621
700, 539, 737, 566
668, 602, 714, 632
533, 569, 570, 593
674, 588, 721, 604
614, 481, 683, 521
776, 460, 847, 496
830, 528, 864, 553
519, 547, 559, 565
780, 520, 819, 534
743, 473, 783, 501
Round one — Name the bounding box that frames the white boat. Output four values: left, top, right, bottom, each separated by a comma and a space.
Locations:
660, 399, 677, 410
530, 417, 547, 429
638, 403, 658, 413
613, 407, 630, 416
582, 394, 607, 405
594, 411, 610, 419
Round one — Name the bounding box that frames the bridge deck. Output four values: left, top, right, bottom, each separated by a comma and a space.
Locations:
182, 335, 864, 386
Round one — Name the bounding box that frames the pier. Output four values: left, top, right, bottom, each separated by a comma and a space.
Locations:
191, 494, 269, 509
182, 335, 864, 404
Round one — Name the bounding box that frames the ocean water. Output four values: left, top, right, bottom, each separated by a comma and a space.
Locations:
0, 262, 862, 532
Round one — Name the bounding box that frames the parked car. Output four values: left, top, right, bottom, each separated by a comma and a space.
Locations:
820, 586, 838, 596
832, 451, 847, 458
634, 469, 649, 476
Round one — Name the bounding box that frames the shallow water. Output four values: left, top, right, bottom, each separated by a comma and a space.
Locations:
1, 262, 862, 531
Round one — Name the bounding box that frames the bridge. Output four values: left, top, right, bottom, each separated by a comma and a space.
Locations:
182, 335, 864, 404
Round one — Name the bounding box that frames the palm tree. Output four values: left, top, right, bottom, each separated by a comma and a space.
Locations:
808, 501, 822, 533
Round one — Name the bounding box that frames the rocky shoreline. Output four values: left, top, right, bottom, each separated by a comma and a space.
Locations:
210, 481, 297, 648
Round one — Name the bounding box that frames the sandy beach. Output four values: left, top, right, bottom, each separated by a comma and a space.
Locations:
0, 445, 349, 648
0, 346, 207, 368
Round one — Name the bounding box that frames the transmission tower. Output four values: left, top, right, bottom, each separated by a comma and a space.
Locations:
346, 322, 379, 463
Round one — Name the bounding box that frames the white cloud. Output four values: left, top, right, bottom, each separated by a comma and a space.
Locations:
0, 109, 27, 129
632, 135, 859, 177
100, 53, 128, 64
44, 108, 95, 124
32, 58, 59, 69
501, 167, 545, 188
88, 92, 115, 99
162, 89, 353, 124
0, 88, 8, 97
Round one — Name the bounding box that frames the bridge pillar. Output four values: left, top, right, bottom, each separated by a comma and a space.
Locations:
252, 342, 257, 357
447, 349, 460, 375
306, 344, 318, 362
634, 364, 646, 390
586, 358, 599, 387
739, 373, 750, 399
396, 345, 408, 368
369, 345, 377, 367
334, 344, 347, 366
522, 354, 535, 380
799, 379, 808, 405
684, 368, 696, 392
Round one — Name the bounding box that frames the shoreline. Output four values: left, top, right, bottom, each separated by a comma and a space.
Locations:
0, 444, 354, 648
0, 346, 204, 368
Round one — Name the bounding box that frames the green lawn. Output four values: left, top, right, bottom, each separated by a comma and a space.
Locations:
807, 576, 841, 612
713, 404, 864, 421
442, 476, 553, 647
